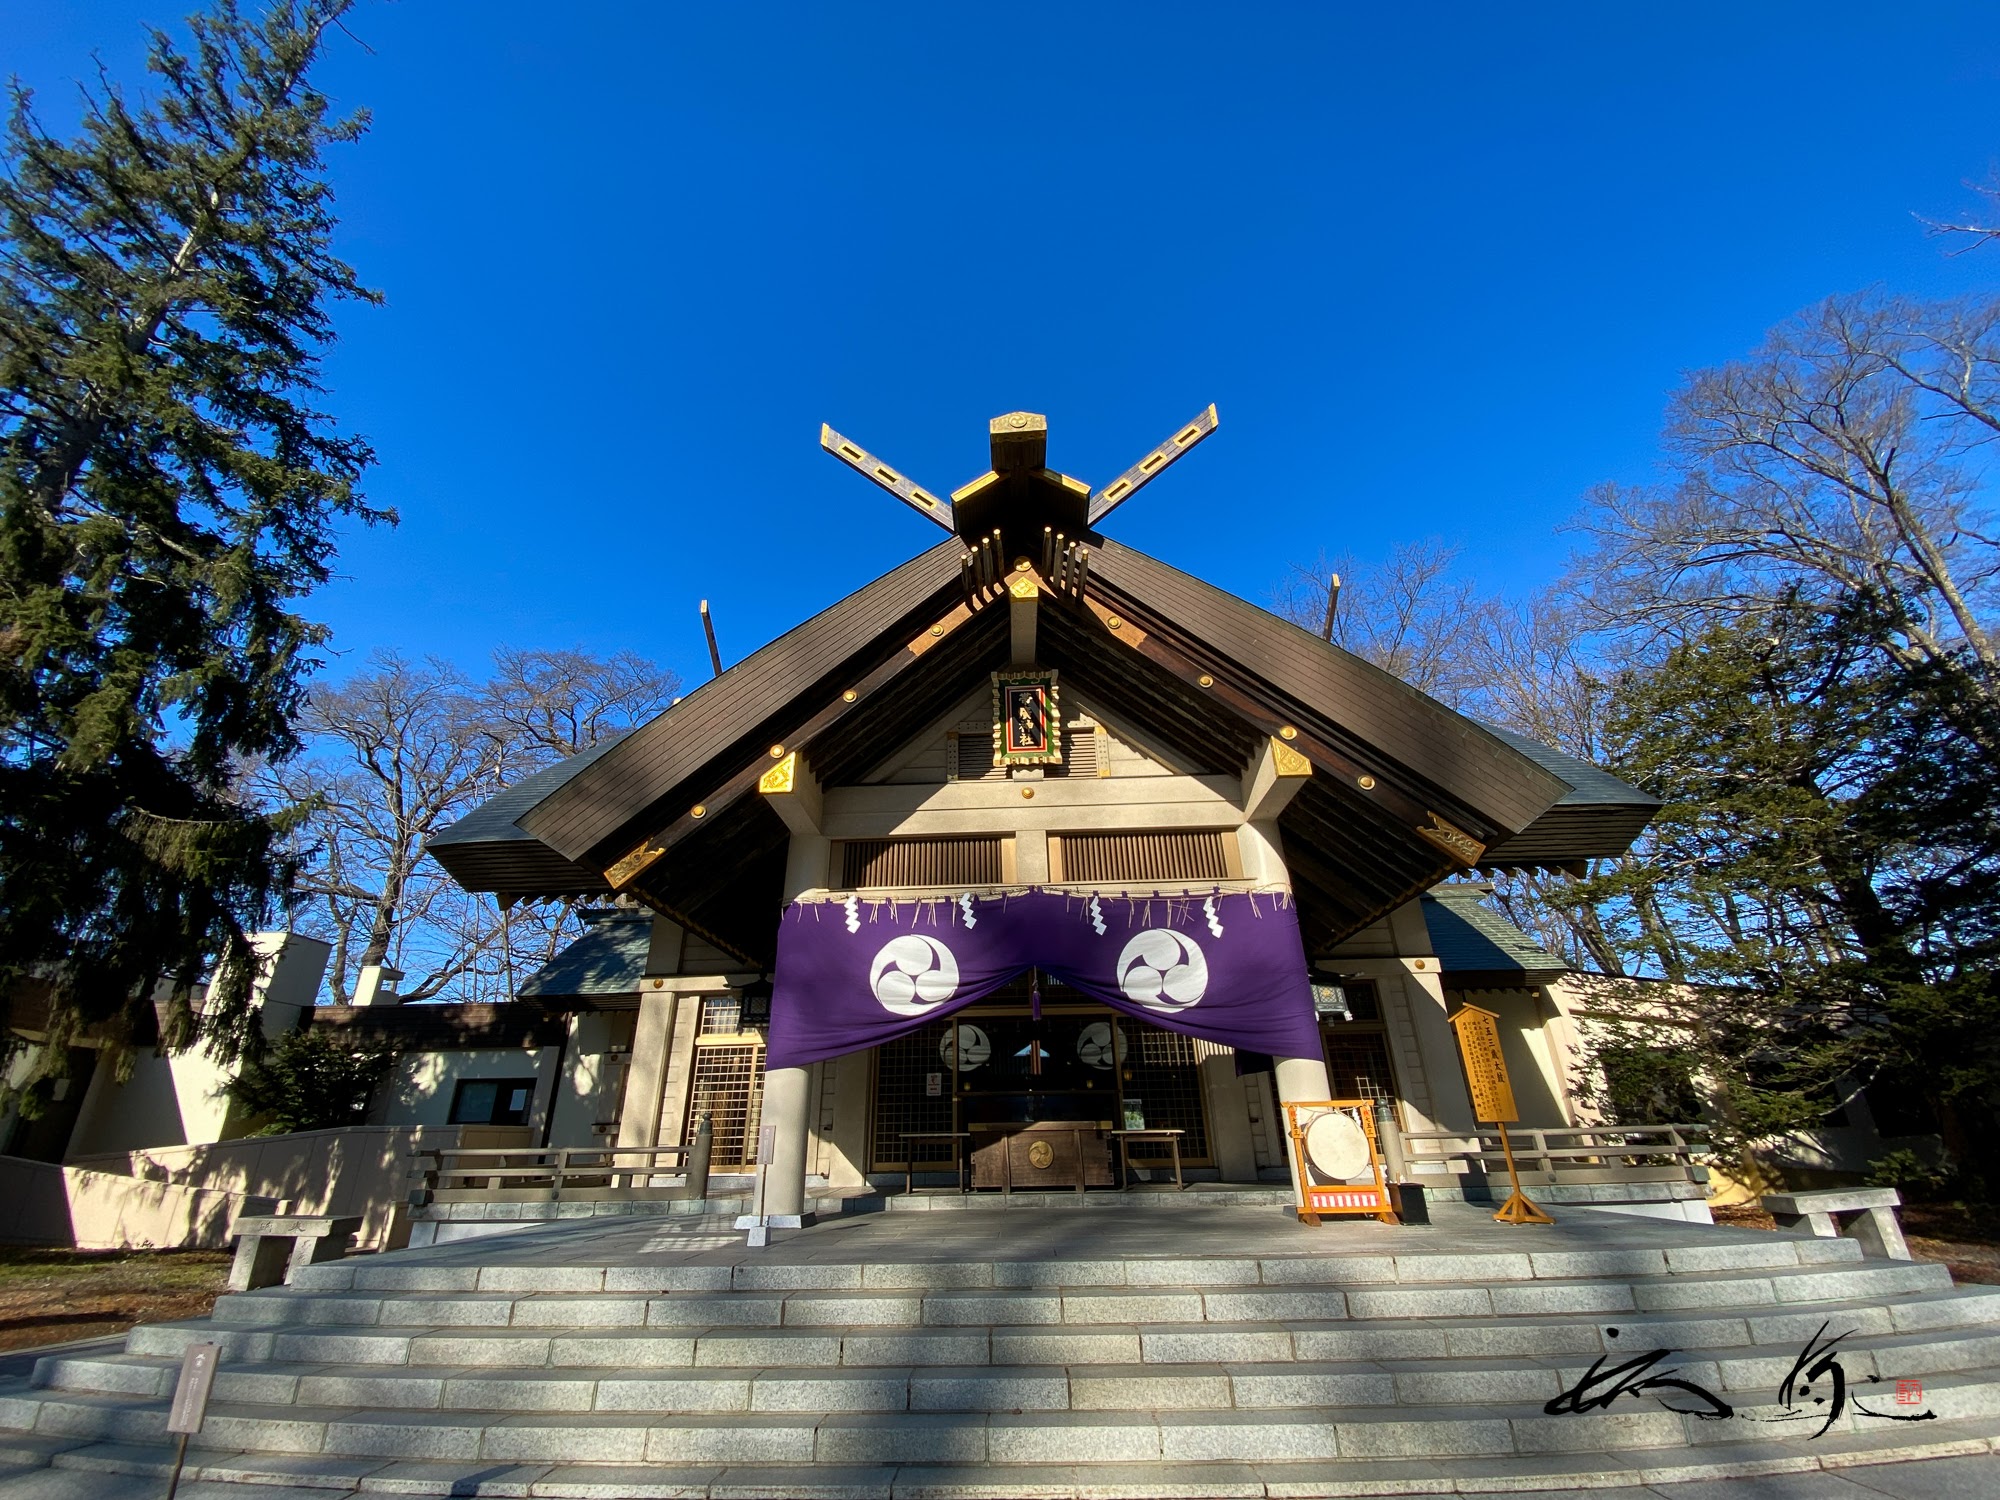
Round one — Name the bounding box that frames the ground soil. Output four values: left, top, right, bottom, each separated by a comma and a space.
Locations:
1713, 1200, 2000, 1285
0, 1247, 232, 1353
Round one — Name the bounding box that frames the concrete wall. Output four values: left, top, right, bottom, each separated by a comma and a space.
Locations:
546, 1010, 633, 1149
61, 932, 333, 1159
49, 1123, 531, 1250
0, 1154, 271, 1250
381, 1046, 563, 1135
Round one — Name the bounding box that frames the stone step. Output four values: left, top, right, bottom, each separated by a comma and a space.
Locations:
205, 1257, 1956, 1336
106, 1284, 2000, 1376
7, 1364, 2000, 1464
33, 1322, 2000, 1420
5, 1414, 1995, 1500
286, 1233, 1864, 1294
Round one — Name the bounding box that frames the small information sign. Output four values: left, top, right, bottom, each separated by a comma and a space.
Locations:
167, 1341, 220, 1434
756, 1123, 777, 1166
1448, 1003, 1517, 1124
925, 1071, 942, 1097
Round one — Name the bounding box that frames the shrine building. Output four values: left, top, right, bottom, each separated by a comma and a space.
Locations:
428, 410, 1660, 1220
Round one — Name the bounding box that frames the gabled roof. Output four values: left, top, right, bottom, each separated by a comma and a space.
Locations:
426, 734, 630, 896
517, 908, 653, 998
1421, 885, 1568, 984
430, 534, 1658, 964
1473, 722, 1660, 867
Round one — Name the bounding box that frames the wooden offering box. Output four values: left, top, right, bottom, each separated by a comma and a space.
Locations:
969, 1121, 1115, 1191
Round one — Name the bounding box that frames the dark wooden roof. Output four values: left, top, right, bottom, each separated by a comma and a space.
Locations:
519, 539, 967, 863
430, 536, 1658, 963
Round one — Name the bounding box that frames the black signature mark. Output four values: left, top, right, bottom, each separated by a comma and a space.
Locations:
1544, 1323, 1937, 1437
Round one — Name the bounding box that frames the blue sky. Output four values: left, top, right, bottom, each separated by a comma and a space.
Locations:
11, 2, 2000, 691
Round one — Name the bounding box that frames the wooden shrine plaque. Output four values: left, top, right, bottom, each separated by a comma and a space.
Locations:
970, 1121, 1113, 1189
1448, 1004, 1518, 1124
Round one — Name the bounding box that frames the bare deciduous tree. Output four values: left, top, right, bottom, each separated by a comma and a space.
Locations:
1571, 294, 2000, 747
1272, 540, 1502, 707
264, 648, 680, 1003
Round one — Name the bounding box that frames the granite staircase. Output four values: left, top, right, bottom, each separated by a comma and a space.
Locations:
3, 1209, 1998, 1497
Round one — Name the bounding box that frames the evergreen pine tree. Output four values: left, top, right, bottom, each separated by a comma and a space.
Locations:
0, 0, 382, 1106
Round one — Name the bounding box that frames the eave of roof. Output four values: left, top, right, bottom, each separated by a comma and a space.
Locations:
517, 909, 653, 998
519, 539, 967, 865
431, 535, 1660, 949
1471, 722, 1661, 867
1421, 886, 1567, 979
427, 734, 630, 895
1087, 542, 1574, 837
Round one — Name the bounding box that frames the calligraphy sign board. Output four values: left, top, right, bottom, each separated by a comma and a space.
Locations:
992, 669, 1061, 766
1284, 1100, 1398, 1225
1448, 1003, 1517, 1124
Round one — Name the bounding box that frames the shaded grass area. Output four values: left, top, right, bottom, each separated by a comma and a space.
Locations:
1713, 1200, 2000, 1285
0, 1247, 232, 1352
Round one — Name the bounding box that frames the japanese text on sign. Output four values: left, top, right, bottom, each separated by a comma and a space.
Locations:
1449, 1005, 1518, 1124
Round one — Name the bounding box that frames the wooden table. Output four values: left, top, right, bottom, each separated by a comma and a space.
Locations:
1107, 1128, 1187, 1190
898, 1132, 970, 1195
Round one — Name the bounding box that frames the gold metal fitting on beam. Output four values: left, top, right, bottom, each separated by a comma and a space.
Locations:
1279, 725, 1298, 740
1357, 775, 1377, 790
1198, 674, 1213, 688
842, 689, 858, 703
690, 804, 707, 819
768, 744, 785, 759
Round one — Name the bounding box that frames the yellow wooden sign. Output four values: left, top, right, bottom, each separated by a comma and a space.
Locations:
1448, 1003, 1517, 1124
1447, 1004, 1552, 1226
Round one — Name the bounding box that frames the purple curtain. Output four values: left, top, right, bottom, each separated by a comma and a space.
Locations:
766, 889, 1322, 1069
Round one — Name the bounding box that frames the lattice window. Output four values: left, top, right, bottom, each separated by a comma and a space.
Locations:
698, 996, 745, 1035
869, 1019, 956, 1169
1323, 1032, 1398, 1107
1054, 831, 1231, 884
843, 837, 1003, 889
1119, 1020, 1212, 1164
684, 1007, 764, 1167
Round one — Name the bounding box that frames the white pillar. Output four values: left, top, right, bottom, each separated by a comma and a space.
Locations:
1273, 1053, 1334, 1199
762, 1064, 813, 1221
764, 832, 830, 1223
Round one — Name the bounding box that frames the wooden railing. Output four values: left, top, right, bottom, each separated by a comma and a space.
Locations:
408, 1115, 714, 1205
1388, 1122, 1711, 1186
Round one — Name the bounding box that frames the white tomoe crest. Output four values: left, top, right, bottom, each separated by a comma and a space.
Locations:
869, 934, 960, 1016
1116, 928, 1209, 1013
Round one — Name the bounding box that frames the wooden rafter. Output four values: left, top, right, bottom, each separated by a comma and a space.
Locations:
597, 594, 985, 888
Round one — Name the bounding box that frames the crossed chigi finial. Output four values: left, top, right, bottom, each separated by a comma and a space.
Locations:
818, 406, 1219, 566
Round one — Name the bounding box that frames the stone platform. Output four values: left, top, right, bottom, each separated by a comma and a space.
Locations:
1, 1200, 1996, 1497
